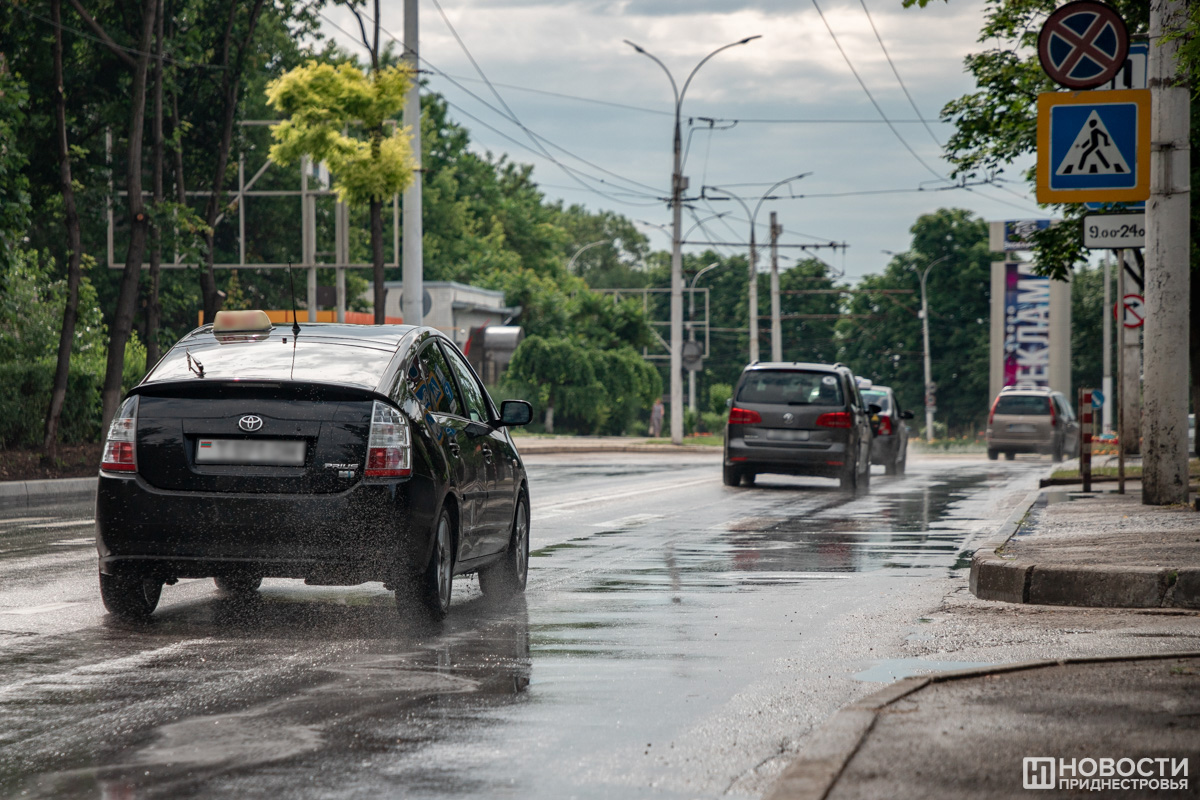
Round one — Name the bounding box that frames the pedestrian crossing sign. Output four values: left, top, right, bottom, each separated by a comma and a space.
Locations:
1036, 89, 1149, 203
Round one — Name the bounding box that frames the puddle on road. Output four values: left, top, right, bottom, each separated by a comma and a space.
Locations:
852, 657, 997, 683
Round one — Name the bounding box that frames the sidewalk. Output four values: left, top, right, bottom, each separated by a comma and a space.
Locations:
766, 462, 1200, 800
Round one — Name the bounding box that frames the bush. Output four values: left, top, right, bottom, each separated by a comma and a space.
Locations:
709, 382, 732, 414
701, 411, 726, 436
0, 362, 102, 447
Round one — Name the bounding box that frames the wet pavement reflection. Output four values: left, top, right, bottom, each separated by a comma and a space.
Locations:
0, 456, 1043, 799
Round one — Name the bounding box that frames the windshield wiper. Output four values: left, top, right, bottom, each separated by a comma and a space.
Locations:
186, 350, 205, 378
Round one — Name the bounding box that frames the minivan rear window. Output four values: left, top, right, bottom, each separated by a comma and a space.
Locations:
737, 370, 844, 406
994, 395, 1051, 415
861, 390, 890, 412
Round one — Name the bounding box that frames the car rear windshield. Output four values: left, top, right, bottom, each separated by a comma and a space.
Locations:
861, 390, 890, 412
994, 395, 1051, 415
144, 334, 397, 391
737, 370, 844, 406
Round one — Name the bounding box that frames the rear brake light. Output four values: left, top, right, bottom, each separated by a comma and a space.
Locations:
100, 396, 139, 473
1048, 397, 1056, 426
728, 407, 762, 425
364, 401, 412, 477
988, 396, 1000, 426
877, 416, 893, 436
816, 411, 852, 428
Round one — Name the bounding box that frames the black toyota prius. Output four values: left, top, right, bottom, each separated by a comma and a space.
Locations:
95, 310, 533, 622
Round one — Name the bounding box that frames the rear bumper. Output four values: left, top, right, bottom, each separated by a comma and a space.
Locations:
725, 437, 848, 477
96, 471, 439, 583
986, 437, 1051, 454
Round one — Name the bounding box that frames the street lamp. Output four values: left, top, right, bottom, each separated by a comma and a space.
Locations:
566, 240, 608, 274
688, 261, 721, 411
626, 35, 760, 445
916, 253, 952, 442
703, 173, 810, 364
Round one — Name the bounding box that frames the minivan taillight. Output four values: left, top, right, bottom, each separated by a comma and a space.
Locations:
728, 407, 762, 425
364, 401, 412, 477
988, 395, 1000, 426
816, 411, 852, 428
100, 395, 139, 473
877, 416, 893, 436
1048, 396, 1056, 426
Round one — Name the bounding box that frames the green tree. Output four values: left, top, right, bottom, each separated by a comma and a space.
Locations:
266, 59, 417, 322
838, 209, 992, 437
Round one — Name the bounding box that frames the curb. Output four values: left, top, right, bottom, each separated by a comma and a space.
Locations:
764, 651, 1200, 800
969, 489, 1200, 609
0, 477, 97, 508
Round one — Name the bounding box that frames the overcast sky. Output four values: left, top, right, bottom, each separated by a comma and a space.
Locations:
319, 0, 1042, 283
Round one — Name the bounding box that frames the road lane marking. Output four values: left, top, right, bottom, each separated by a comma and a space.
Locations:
23, 520, 95, 529
51, 537, 95, 546
0, 517, 55, 525
535, 476, 715, 517
1, 601, 84, 615
591, 513, 664, 528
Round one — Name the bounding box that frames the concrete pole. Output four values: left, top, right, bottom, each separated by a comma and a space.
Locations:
1122, 251, 1142, 457
669, 120, 685, 443
301, 157, 316, 322
1143, 0, 1191, 505
335, 199, 347, 323
748, 224, 759, 363
401, 0, 423, 326
1117, 250, 1126, 493
770, 211, 782, 362
920, 268, 934, 442
1102, 251, 1112, 433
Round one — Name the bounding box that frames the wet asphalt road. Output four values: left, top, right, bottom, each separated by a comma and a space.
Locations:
0, 452, 1045, 799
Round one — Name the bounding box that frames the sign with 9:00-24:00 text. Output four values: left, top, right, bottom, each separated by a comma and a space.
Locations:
1082, 212, 1144, 248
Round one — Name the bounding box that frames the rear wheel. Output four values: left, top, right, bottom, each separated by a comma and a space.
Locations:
99, 572, 162, 621
839, 459, 857, 492
1051, 438, 1064, 463
858, 458, 871, 494
743, 472, 757, 486
722, 464, 743, 487
895, 447, 907, 475
479, 494, 529, 600
1004, 451, 1015, 461
987, 448, 998, 461
214, 575, 262, 595
417, 508, 454, 620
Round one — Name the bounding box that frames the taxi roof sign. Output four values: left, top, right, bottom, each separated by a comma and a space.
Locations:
1036, 89, 1150, 204
212, 309, 273, 333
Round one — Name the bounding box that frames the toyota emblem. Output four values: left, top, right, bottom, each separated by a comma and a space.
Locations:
783, 412, 795, 425
238, 415, 264, 432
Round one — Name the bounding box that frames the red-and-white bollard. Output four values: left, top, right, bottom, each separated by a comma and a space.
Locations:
1079, 389, 1093, 492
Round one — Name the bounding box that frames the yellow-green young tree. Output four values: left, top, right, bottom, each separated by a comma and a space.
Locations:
265, 61, 416, 321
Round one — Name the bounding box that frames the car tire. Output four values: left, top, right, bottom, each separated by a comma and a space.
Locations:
884, 454, 898, 476
987, 448, 998, 461
1051, 438, 1064, 463
479, 494, 530, 600
214, 575, 262, 595
99, 572, 162, 621
839, 459, 857, 492
1004, 451, 1015, 461
896, 448, 907, 475
858, 458, 871, 494
417, 507, 454, 620
743, 472, 757, 486
722, 464, 743, 487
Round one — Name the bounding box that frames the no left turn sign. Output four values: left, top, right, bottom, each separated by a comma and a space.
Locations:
1112, 292, 1144, 328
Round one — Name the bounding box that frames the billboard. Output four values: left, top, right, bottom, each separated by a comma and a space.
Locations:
1003, 261, 1051, 388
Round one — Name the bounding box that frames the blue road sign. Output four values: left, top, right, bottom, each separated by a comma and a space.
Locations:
1036, 89, 1150, 204
1091, 390, 1104, 408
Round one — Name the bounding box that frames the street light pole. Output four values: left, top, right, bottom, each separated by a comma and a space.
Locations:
689, 261, 721, 411
917, 253, 951, 442
625, 36, 760, 445
704, 173, 809, 364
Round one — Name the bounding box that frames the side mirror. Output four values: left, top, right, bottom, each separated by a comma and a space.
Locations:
499, 399, 533, 427
900, 410, 914, 420
726, 398, 733, 409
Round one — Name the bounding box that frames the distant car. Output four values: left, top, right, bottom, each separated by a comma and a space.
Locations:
860, 384, 913, 475
95, 310, 534, 622
986, 386, 1079, 462
723, 361, 876, 492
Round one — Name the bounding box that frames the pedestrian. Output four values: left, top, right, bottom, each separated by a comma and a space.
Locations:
649, 397, 664, 438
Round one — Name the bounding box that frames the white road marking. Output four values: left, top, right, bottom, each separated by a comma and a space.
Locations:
591, 513, 665, 528
24, 520, 95, 529
1, 601, 83, 616
51, 537, 95, 546
535, 476, 715, 518
0, 517, 55, 525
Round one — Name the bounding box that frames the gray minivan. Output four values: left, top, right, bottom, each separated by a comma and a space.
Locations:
723, 362, 875, 492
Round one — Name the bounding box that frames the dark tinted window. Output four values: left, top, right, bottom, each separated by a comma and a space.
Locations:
994, 395, 1051, 415
737, 370, 844, 406
440, 342, 490, 423
861, 390, 891, 412
412, 344, 462, 416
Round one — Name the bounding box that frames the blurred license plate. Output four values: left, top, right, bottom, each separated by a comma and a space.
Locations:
1007, 424, 1035, 433
196, 439, 305, 466
766, 429, 810, 441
